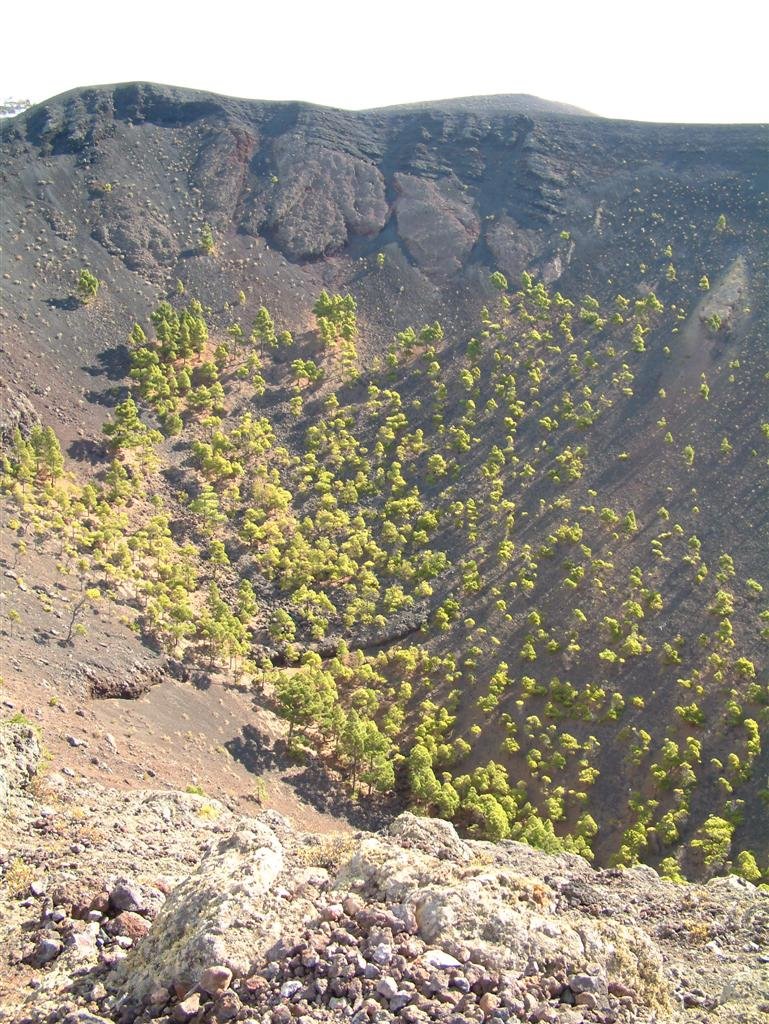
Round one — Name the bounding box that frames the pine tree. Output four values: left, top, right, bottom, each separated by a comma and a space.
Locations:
273, 663, 338, 743
76, 268, 100, 304
236, 579, 258, 623
30, 426, 64, 482
251, 307, 277, 351
199, 223, 215, 254
129, 323, 147, 347
408, 743, 441, 808
10, 428, 37, 487
340, 709, 367, 789
103, 399, 161, 453
188, 483, 226, 532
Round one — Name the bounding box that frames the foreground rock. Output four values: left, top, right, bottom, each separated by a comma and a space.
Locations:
10, 816, 769, 1024
2, 726, 767, 1024
94, 811, 673, 1023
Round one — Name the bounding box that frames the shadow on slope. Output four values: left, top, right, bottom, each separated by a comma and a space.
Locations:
226, 723, 394, 830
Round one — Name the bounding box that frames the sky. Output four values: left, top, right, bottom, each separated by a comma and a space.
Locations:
3, 0, 767, 123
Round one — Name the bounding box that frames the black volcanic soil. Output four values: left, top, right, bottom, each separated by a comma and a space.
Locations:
1, 82, 766, 442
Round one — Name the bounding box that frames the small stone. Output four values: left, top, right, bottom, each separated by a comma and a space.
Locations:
29, 879, 47, 897
149, 988, 169, 1006
399, 936, 425, 958
370, 942, 393, 964
109, 881, 144, 913
320, 903, 344, 921
199, 964, 233, 995
213, 990, 241, 1020
106, 911, 150, 940
531, 1004, 559, 1024
478, 992, 500, 1015
402, 1008, 434, 1024
557, 1011, 585, 1024
279, 979, 302, 999
244, 975, 270, 996
390, 992, 413, 1011
271, 1008, 292, 1024
574, 992, 598, 1009
607, 980, 635, 998
423, 949, 462, 970
392, 905, 419, 936
31, 935, 62, 965
568, 973, 605, 995
90, 892, 110, 915
342, 895, 364, 917
173, 993, 201, 1022
683, 991, 706, 1008
348, 976, 364, 1001
450, 975, 470, 993
377, 976, 399, 999
66, 926, 99, 959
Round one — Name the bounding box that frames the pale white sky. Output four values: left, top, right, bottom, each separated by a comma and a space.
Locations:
3, 0, 767, 123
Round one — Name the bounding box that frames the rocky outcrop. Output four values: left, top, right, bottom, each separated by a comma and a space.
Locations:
0, 378, 39, 444
91, 195, 177, 272
485, 216, 544, 283
698, 254, 750, 333
342, 814, 670, 1013
82, 659, 164, 700
244, 138, 388, 260
113, 824, 284, 1002
394, 174, 480, 278
0, 721, 41, 808
192, 126, 258, 222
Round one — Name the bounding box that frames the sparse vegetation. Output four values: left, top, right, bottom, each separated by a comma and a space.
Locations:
76, 268, 100, 304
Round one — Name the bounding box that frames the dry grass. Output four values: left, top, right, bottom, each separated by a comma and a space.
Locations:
3, 857, 35, 897
294, 834, 359, 871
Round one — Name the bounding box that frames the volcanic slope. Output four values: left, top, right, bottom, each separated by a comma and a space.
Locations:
1, 84, 768, 877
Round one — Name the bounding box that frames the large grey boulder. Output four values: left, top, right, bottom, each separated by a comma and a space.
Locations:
113, 824, 284, 1005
